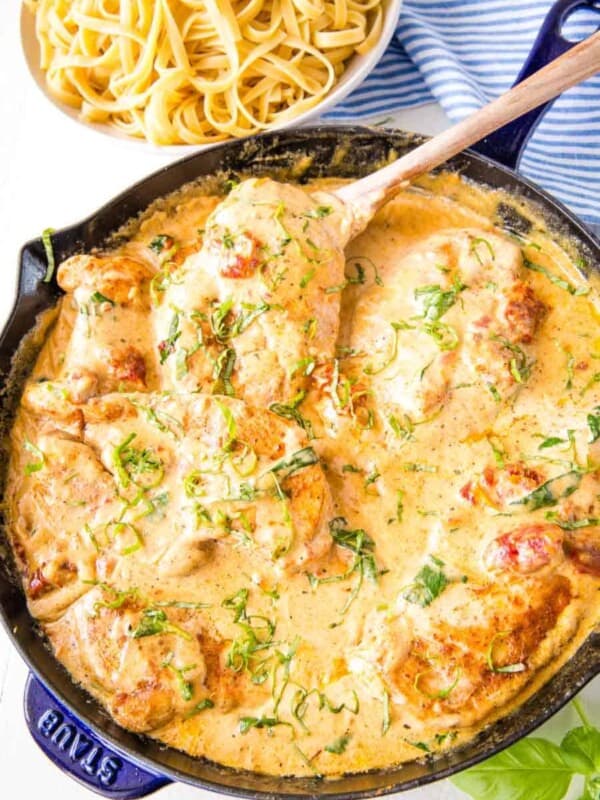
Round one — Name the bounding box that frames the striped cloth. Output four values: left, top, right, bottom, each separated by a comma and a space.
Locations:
325, 0, 600, 230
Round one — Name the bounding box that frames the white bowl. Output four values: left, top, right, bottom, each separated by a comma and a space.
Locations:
20, 0, 402, 156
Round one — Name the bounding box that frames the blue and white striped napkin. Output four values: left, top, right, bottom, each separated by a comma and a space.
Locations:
325, 0, 600, 230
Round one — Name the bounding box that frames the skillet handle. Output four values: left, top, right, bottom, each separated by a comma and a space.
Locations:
24, 674, 172, 798
471, 0, 600, 169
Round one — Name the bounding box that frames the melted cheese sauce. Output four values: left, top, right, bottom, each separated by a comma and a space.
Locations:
6, 171, 600, 778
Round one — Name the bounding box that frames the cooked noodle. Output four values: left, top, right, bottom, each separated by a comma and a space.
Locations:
25, 0, 385, 145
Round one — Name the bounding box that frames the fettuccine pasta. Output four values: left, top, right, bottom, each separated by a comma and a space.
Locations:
25, 0, 386, 145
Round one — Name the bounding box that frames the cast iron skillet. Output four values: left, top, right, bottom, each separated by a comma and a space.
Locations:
2, 0, 600, 797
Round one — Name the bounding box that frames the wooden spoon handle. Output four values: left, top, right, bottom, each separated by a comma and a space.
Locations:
335, 30, 600, 229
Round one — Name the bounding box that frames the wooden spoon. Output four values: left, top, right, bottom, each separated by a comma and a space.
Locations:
333, 30, 600, 240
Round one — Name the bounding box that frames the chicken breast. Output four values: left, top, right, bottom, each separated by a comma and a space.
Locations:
153, 178, 346, 406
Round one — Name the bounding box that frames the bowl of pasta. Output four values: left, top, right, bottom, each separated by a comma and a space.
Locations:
20, 0, 402, 151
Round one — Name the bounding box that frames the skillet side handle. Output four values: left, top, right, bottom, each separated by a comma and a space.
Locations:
24, 674, 172, 799
471, 0, 600, 170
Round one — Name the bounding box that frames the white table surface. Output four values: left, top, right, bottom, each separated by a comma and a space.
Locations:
1, 4, 598, 799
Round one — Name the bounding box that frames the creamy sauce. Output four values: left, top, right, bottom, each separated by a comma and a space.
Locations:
6, 172, 600, 778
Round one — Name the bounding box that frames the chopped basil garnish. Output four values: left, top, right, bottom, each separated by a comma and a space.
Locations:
90, 291, 115, 306
213, 347, 236, 396
300, 269, 315, 288
581, 372, 600, 397
325, 734, 351, 754
403, 555, 448, 607
292, 687, 359, 731
42, 228, 56, 283
422, 320, 459, 351
149, 234, 171, 254
364, 321, 413, 375
488, 384, 502, 403
389, 414, 415, 442
308, 517, 384, 615
346, 262, 366, 285
222, 588, 249, 622
269, 392, 314, 439
329, 517, 378, 580
402, 462, 437, 473
414, 276, 466, 321
563, 347, 575, 390
215, 398, 237, 449
490, 334, 533, 383
588, 407, 600, 443
544, 512, 599, 530
265, 447, 319, 480
222, 588, 277, 682
211, 298, 271, 343
308, 205, 333, 218
414, 667, 462, 699
112, 433, 163, 490
290, 357, 316, 378
523, 257, 589, 296
155, 599, 210, 610
470, 237, 495, 264
132, 608, 191, 640
486, 631, 526, 674
158, 312, 181, 364
303, 317, 317, 338
130, 400, 183, 440
162, 654, 196, 700
510, 470, 581, 511
396, 490, 404, 522
239, 716, 284, 734
92, 583, 139, 612
185, 698, 214, 717
537, 436, 568, 450
349, 255, 384, 287
487, 436, 506, 468
381, 688, 391, 735
222, 230, 235, 249
24, 439, 45, 475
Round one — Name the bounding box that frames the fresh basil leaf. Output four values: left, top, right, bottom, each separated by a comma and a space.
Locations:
580, 774, 600, 800
452, 738, 574, 800
561, 726, 600, 775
